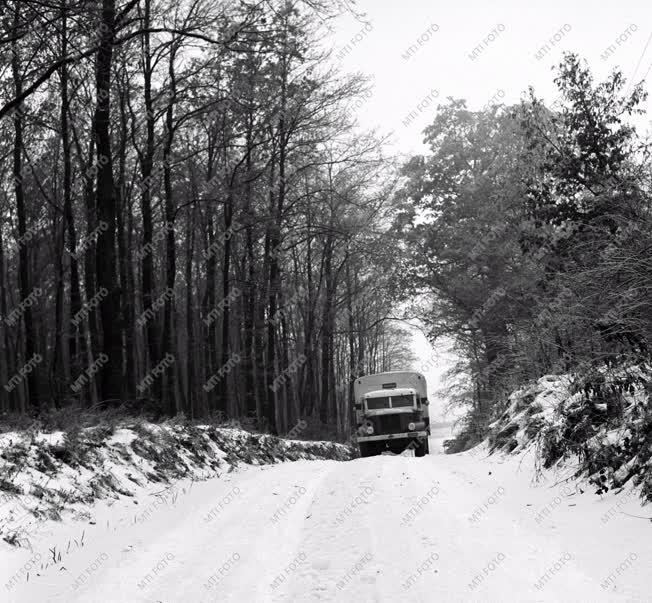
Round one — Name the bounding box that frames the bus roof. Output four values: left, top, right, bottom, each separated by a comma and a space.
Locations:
363, 387, 416, 398
354, 371, 427, 401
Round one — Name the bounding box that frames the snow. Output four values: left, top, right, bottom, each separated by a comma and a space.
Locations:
105, 429, 137, 446
3, 423, 651, 602
35, 431, 66, 446
0, 421, 350, 571
0, 431, 66, 447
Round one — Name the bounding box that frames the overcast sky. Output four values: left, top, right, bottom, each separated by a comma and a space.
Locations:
327, 0, 652, 157
323, 0, 652, 419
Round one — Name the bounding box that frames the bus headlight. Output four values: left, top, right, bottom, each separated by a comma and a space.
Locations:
366, 425, 374, 435
408, 422, 416, 431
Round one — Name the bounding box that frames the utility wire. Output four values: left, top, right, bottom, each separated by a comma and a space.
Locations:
626, 30, 652, 93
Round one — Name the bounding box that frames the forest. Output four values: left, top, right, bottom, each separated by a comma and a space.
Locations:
2, 0, 651, 454
395, 55, 652, 454
0, 0, 413, 438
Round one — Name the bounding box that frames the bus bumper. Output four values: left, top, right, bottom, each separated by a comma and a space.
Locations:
356, 430, 429, 443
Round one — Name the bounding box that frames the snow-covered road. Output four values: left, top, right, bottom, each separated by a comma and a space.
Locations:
7, 423, 652, 602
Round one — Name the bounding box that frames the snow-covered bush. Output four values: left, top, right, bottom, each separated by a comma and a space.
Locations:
482, 368, 652, 502
0, 419, 353, 546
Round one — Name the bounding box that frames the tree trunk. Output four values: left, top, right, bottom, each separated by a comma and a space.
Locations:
51, 212, 65, 405
94, 0, 122, 402
117, 65, 135, 397
185, 176, 197, 417
72, 121, 98, 405
12, 5, 40, 411
320, 231, 335, 425
204, 212, 218, 413
345, 252, 356, 436
162, 42, 178, 415
0, 218, 11, 412
138, 0, 159, 396
60, 1, 82, 385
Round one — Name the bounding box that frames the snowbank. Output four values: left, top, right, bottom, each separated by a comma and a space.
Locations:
0, 419, 353, 549
482, 370, 652, 502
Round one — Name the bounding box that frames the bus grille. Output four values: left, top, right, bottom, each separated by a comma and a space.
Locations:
371, 413, 417, 435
